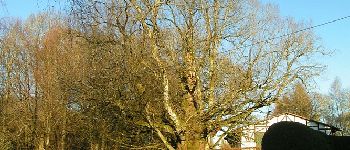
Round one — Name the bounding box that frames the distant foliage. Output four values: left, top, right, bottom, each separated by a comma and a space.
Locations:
273, 83, 316, 119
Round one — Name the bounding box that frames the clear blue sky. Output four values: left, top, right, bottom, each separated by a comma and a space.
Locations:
1, 0, 350, 93
261, 0, 350, 93
0, 0, 62, 18
1, 0, 42, 17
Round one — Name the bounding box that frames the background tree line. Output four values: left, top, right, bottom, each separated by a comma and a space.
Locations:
273, 78, 350, 136
0, 0, 331, 149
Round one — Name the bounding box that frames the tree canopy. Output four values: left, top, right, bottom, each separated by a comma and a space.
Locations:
317, 78, 350, 135
0, 0, 329, 149
273, 83, 316, 119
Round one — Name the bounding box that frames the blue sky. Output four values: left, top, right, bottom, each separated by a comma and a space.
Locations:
261, 0, 350, 93
1, 0, 43, 17
1, 0, 350, 94
0, 0, 62, 18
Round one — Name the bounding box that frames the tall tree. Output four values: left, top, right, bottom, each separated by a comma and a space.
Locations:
68, 0, 327, 149
0, 19, 38, 149
310, 78, 350, 136
319, 77, 350, 135
273, 83, 315, 119
0, 0, 329, 149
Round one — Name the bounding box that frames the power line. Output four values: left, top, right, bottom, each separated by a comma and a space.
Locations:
220, 15, 350, 54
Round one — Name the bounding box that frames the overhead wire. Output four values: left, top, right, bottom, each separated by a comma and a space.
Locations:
220, 15, 350, 54
160, 15, 350, 70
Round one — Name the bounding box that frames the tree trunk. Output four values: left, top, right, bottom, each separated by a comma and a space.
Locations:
37, 137, 45, 150
177, 138, 207, 150
44, 133, 50, 149
44, 116, 51, 149
59, 128, 65, 150
90, 142, 99, 150
60, 107, 66, 150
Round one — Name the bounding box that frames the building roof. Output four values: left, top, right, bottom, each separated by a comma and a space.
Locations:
267, 112, 341, 132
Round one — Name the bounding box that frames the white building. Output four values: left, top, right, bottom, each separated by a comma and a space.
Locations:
239, 113, 341, 149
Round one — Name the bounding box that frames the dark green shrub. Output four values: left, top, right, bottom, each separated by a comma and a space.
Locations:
329, 136, 350, 150
262, 121, 332, 150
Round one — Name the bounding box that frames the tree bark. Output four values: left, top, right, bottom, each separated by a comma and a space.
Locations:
177, 138, 207, 150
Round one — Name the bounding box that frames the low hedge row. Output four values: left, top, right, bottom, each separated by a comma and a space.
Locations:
329, 136, 350, 150
262, 121, 349, 150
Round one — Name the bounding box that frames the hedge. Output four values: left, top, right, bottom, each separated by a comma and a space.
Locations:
262, 121, 333, 150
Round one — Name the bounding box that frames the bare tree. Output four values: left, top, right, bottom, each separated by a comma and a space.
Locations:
0, 0, 329, 149
319, 78, 350, 135
67, 0, 327, 149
